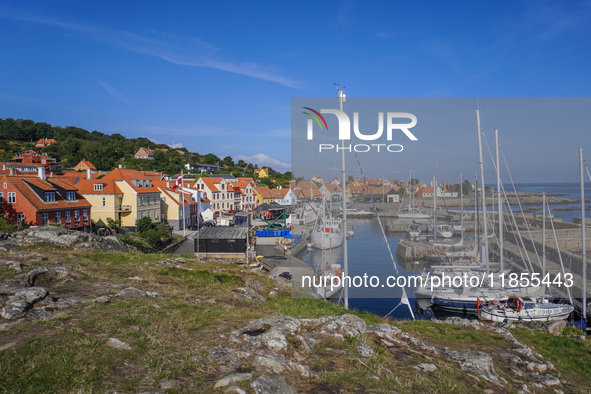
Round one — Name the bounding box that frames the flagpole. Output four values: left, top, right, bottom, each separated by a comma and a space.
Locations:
182, 170, 185, 237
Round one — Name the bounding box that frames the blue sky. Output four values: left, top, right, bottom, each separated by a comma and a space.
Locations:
0, 1, 590, 182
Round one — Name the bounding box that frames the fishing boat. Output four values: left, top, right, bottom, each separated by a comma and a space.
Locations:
479, 297, 573, 322
310, 217, 344, 249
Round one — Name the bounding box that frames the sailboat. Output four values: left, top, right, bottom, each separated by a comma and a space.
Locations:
427, 108, 545, 312
479, 297, 573, 322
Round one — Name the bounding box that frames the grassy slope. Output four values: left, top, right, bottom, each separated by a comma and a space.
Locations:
0, 246, 589, 393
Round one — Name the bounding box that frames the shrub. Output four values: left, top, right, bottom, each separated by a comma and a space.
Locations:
0, 216, 16, 233
136, 216, 154, 233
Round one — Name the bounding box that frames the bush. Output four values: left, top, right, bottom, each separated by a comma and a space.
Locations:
0, 216, 16, 233
136, 216, 154, 233
140, 229, 161, 247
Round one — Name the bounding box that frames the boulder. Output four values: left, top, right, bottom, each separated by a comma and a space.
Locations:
357, 341, 374, 357
26, 267, 81, 286
1, 287, 49, 320
546, 320, 566, 335
442, 348, 500, 385
414, 363, 437, 372
213, 373, 253, 388
113, 287, 147, 300
251, 375, 296, 394
231, 287, 267, 303
106, 338, 132, 350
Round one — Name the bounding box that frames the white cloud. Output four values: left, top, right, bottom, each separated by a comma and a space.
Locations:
235, 153, 290, 171
1, 10, 299, 88
98, 80, 132, 104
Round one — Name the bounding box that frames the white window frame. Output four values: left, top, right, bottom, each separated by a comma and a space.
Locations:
7, 192, 16, 203
55, 212, 61, 223
74, 210, 80, 221
65, 211, 71, 222
102, 197, 106, 207
44, 192, 56, 203
42, 213, 48, 225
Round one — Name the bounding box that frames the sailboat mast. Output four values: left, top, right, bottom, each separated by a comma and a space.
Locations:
476, 107, 489, 273
542, 193, 546, 278
433, 173, 437, 240
495, 129, 503, 272
460, 173, 464, 237
338, 86, 349, 309
579, 147, 587, 328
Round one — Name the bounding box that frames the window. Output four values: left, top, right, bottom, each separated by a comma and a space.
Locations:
147, 196, 151, 205
3, 182, 6, 189
16, 213, 25, 224
0, 192, 3, 203
55, 212, 61, 223
154, 210, 158, 220
161, 197, 166, 202
140, 196, 144, 205
65, 211, 70, 222
83, 210, 88, 220
74, 210, 79, 221
7, 192, 16, 203
66, 191, 76, 201
102, 197, 106, 207
42, 213, 48, 225
44, 192, 56, 202
94, 184, 104, 191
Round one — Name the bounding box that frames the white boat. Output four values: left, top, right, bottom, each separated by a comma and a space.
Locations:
479, 297, 573, 322
398, 205, 430, 220
313, 263, 344, 299
430, 224, 454, 238
310, 217, 344, 249
406, 223, 421, 238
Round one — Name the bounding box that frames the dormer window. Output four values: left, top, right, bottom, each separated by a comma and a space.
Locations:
66, 191, 76, 201
44, 191, 56, 202
94, 184, 104, 191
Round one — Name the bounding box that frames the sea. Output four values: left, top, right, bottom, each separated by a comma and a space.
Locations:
297, 182, 590, 320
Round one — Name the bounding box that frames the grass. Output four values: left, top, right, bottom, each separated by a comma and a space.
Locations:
2, 246, 590, 393
0, 265, 19, 280
511, 327, 591, 390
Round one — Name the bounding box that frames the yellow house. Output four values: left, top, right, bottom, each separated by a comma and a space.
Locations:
253, 186, 273, 205
254, 168, 269, 178
74, 160, 96, 172
75, 168, 162, 228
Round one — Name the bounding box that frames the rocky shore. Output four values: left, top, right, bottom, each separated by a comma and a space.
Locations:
1, 227, 589, 392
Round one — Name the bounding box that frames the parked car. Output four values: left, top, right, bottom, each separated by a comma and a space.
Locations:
199, 220, 216, 228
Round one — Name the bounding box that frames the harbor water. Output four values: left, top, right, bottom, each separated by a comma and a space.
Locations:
298, 182, 590, 320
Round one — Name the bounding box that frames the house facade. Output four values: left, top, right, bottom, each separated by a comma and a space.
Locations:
134, 147, 154, 160
75, 168, 161, 228
0, 175, 91, 230
74, 160, 96, 172
195, 177, 235, 215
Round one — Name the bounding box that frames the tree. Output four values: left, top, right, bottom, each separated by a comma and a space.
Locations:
201, 153, 220, 165
222, 156, 234, 167
237, 159, 246, 167
106, 217, 121, 230
136, 216, 154, 233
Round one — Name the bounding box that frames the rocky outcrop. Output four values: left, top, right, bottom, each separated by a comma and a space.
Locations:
0, 226, 131, 252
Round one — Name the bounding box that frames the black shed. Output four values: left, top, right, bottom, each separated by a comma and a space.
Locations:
195, 227, 248, 255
